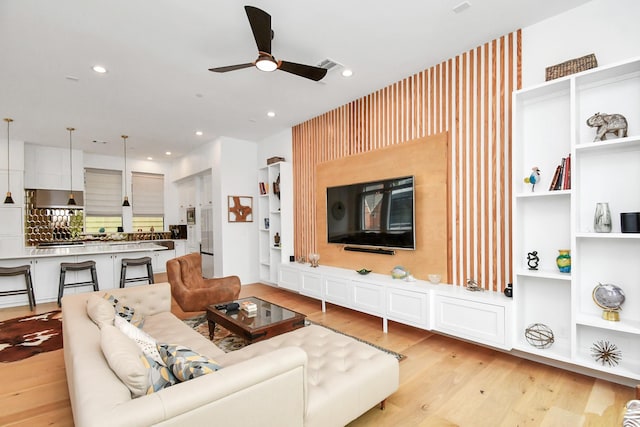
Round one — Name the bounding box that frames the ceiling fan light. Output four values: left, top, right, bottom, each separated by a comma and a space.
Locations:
256, 57, 277, 72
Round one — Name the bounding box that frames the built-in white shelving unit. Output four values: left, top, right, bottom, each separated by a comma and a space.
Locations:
512, 56, 640, 383
258, 161, 292, 284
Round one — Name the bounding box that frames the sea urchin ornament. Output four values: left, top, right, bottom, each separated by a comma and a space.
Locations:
590, 340, 622, 367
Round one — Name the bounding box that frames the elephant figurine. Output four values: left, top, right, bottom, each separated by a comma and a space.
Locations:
586, 112, 628, 141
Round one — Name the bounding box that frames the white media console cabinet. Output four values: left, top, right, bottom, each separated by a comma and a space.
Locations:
278, 262, 513, 350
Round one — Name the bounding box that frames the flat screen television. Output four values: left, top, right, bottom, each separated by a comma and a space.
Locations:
326, 176, 415, 250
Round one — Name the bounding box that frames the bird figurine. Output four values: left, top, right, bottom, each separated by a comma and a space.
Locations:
524, 167, 540, 192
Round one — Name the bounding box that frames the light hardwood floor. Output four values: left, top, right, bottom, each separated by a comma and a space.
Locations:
0, 283, 634, 426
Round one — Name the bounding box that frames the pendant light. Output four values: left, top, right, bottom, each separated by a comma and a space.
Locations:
3, 118, 14, 204
67, 127, 77, 205
122, 135, 130, 207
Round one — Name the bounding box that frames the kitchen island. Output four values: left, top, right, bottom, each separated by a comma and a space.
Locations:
0, 242, 175, 308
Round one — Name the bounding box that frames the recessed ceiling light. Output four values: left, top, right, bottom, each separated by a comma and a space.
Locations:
92, 65, 107, 74
452, 1, 471, 13
267, 111, 276, 118
341, 69, 353, 78
146, 157, 153, 160
165, 151, 172, 156
195, 130, 203, 136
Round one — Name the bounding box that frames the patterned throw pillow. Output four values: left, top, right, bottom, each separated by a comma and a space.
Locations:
158, 344, 222, 382
114, 316, 165, 366
140, 353, 177, 394
103, 293, 145, 328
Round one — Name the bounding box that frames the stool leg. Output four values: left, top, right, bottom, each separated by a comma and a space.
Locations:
119, 264, 127, 288
58, 269, 66, 307
91, 266, 99, 291
25, 270, 35, 311
147, 262, 154, 284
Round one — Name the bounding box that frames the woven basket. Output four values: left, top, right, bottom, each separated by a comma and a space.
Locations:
545, 54, 598, 81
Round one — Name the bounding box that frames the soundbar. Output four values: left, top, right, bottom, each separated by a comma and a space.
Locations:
344, 246, 396, 255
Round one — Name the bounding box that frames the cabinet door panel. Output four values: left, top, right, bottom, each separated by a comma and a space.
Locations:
387, 287, 429, 329
434, 295, 506, 349
352, 280, 384, 316
323, 276, 351, 306
300, 272, 321, 299
278, 265, 300, 292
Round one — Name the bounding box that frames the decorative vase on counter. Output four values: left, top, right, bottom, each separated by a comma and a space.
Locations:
556, 249, 571, 273
594, 202, 612, 233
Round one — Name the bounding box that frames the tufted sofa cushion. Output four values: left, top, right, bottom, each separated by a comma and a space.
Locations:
215, 325, 399, 427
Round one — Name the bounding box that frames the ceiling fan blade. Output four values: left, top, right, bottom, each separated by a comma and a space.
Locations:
208, 63, 254, 73
278, 61, 328, 81
245, 5, 272, 54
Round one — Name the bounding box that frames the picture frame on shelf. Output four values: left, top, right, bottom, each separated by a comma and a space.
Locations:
186, 207, 196, 225
228, 196, 253, 222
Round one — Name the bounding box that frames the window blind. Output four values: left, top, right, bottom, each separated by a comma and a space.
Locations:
84, 168, 123, 215
132, 172, 164, 215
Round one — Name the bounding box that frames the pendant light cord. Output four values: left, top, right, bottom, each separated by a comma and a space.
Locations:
69, 130, 72, 192
5, 119, 10, 191
122, 135, 130, 206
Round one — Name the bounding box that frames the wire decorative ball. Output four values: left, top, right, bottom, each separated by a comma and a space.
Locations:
524, 323, 555, 349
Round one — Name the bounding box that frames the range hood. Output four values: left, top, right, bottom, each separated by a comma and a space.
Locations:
31, 189, 84, 208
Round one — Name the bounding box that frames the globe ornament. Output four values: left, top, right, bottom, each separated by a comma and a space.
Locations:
524, 323, 554, 349
592, 283, 625, 321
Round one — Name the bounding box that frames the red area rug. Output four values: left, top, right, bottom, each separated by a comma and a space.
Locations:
0, 311, 62, 363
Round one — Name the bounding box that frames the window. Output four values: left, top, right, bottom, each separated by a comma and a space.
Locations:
84, 168, 123, 233
132, 172, 164, 231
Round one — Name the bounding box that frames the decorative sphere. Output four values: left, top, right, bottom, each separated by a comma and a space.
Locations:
524, 323, 554, 349
391, 266, 408, 279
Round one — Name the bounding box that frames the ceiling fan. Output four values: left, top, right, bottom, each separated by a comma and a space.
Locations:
209, 5, 328, 82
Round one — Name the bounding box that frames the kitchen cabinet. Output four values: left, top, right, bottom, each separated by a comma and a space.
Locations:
174, 240, 187, 257
0, 206, 24, 255
24, 144, 83, 191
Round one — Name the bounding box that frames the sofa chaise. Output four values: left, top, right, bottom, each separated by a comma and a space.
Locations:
62, 282, 399, 427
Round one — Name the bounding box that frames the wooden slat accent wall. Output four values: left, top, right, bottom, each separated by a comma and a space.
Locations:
292, 30, 521, 292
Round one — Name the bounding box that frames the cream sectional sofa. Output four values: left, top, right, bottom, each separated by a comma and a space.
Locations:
62, 283, 399, 427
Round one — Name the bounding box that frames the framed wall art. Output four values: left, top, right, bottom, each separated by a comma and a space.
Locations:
186, 207, 196, 225
228, 196, 253, 222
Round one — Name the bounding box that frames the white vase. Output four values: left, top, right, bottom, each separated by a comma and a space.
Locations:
594, 202, 612, 233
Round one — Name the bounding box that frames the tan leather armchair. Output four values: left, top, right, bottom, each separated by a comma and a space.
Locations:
166, 252, 241, 312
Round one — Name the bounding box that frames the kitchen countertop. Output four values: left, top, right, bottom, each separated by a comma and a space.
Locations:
0, 242, 169, 260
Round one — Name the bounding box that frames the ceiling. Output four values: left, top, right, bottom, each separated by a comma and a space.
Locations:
0, 0, 590, 161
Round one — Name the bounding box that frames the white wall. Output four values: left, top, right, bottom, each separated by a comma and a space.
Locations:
522, 0, 640, 88
170, 136, 259, 283
215, 137, 259, 283
257, 129, 292, 166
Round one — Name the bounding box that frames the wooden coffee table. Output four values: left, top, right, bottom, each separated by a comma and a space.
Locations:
206, 296, 306, 344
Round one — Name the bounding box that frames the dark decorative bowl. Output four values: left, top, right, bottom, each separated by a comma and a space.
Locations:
356, 268, 372, 275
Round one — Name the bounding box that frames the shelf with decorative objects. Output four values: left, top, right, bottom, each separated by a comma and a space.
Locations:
257, 161, 292, 285
512, 56, 640, 384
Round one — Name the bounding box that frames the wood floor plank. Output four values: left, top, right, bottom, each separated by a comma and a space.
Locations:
1, 283, 635, 426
